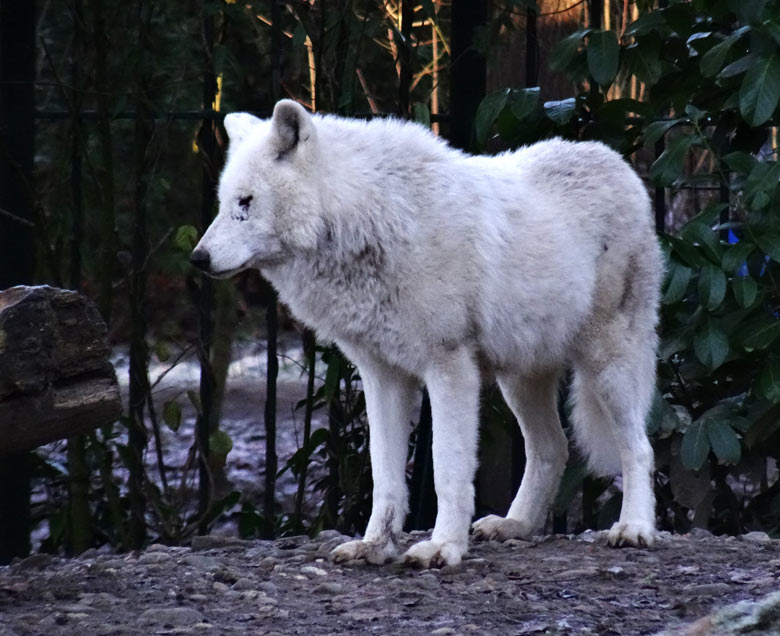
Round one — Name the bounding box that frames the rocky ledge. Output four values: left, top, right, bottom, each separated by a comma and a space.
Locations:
1, 530, 779, 635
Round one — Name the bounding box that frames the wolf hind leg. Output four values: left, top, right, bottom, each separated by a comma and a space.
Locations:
572, 341, 657, 547
472, 371, 568, 542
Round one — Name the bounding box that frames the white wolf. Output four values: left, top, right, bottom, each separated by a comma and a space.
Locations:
191, 99, 662, 568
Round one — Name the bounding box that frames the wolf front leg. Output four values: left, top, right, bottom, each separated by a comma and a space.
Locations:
403, 348, 481, 568
331, 354, 417, 565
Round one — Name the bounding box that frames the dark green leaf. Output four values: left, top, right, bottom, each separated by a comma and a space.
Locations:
681, 222, 723, 264
764, 19, 780, 46
550, 28, 590, 72
757, 358, 780, 402
544, 98, 577, 125
209, 430, 233, 462
154, 341, 171, 363
624, 12, 667, 36
694, 317, 729, 369
722, 242, 755, 273
739, 54, 780, 127
698, 264, 727, 310
681, 420, 710, 471
662, 260, 693, 304
644, 118, 685, 146
742, 315, 780, 351
175, 225, 198, 252
659, 327, 693, 360
667, 234, 708, 267
732, 275, 758, 308
650, 135, 694, 186
723, 151, 758, 175
700, 31, 742, 77
510, 87, 540, 121
756, 233, 780, 262
744, 161, 780, 207
706, 419, 741, 464
474, 89, 509, 148
719, 54, 753, 79
587, 29, 620, 86
685, 104, 708, 125
163, 400, 182, 432
625, 41, 663, 85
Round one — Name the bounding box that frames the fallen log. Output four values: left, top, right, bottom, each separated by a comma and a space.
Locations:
0, 285, 120, 456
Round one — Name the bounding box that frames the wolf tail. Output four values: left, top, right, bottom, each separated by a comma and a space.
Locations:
568, 246, 661, 478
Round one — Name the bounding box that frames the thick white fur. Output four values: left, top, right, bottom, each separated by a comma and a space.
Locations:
194, 100, 662, 567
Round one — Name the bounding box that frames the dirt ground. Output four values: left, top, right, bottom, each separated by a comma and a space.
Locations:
1, 529, 779, 636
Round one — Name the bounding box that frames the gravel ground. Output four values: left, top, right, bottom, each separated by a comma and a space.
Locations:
2, 529, 779, 636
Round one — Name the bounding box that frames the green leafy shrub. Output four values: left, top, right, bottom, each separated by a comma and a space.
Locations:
476, 0, 780, 535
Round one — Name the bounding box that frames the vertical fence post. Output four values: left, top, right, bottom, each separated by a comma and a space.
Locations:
449, 0, 486, 150
525, 5, 539, 87
261, 0, 282, 539
399, 0, 413, 117
66, 0, 94, 556
127, 0, 155, 550
197, 0, 218, 534
0, 0, 36, 565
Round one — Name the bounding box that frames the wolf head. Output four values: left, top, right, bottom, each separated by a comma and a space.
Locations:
190, 100, 324, 278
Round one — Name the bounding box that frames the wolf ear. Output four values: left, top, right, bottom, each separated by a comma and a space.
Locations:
270, 99, 314, 158
224, 112, 262, 145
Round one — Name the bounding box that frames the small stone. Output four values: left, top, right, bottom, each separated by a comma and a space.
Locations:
463, 557, 490, 571
14, 553, 53, 571
740, 531, 772, 545
139, 606, 205, 626
147, 543, 171, 552
687, 527, 713, 539
682, 582, 732, 597
470, 577, 497, 593
415, 573, 439, 589
212, 582, 229, 593
576, 529, 606, 543
191, 535, 241, 551
316, 529, 347, 542
259, 556, 278, 570
430, 628, 457, 635
552, 567, 599, 581
181, 555, 220, 571
314, 582, 344, 594
301, 565, 328, 578
258, 581, 279, 595
138, 551, 172, 564
78, 548, 99, 560
231, 578, 256, 591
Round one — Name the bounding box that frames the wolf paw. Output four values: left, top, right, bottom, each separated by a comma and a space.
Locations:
401, 540, 465, 569
330, 539, 397, 565
471, 515, 532, 542
607, 521, 656, 548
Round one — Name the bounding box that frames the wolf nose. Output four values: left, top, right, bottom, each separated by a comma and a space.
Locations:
190, 249, 211, 272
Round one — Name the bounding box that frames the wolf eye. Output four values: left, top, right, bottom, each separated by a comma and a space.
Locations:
238, 195, 253, 210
